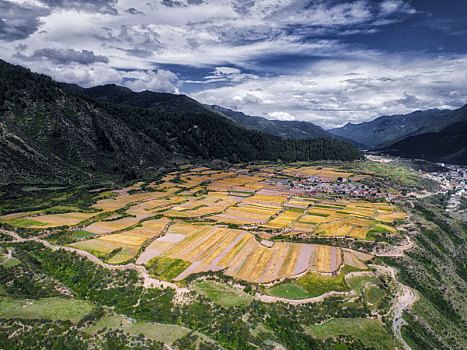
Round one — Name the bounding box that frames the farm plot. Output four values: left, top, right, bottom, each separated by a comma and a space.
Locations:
136, 223, 208, 265
292, 199, 404, 239
263, 209, 304, 230
84, 216, 141, 234
163, 192, 240, 218
70, 218, 170, 264
211, 203, 281, 225
93, 189, 178, 212
4, 212, 97, 228
137, 221, 348, 283
280, 166, 353, 180
126, 197, 185, 216
207, 174, 263, 191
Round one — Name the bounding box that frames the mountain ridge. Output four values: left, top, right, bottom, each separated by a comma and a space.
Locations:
328, 106, 467, 148
0, 60, 362, 184
378, 119, 467, 165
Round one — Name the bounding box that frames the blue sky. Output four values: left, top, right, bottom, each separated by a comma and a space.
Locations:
1, 0, 467, 127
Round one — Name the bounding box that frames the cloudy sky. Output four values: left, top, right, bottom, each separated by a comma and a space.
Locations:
1, 0, 467, 128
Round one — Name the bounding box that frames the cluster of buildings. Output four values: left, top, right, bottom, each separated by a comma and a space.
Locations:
422, 164, 467, 212
276, 175, 391, 201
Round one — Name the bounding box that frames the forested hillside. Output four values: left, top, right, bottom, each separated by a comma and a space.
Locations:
380, 120, 467, 165
329, 107, 467, 148
0, 60, 362, 184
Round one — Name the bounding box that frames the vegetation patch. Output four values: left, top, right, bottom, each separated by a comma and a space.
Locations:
308, 318, 394, 350
3, 218, 48, 227
71, 230, 95, 239
147, 257, 191, 281
85, 313, 189, 344
193, 281, 253, 307
267, 283, 311, 299
0, 297, 95, 323
267, 272, 350, 299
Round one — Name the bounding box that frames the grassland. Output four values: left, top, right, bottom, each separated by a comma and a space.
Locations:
267, 272, 350, 299
0, 297, 95, 322
147, 257, 191, 281
308, 318, 394, 349
193, 281, 253, 307
85, 313, 189, 344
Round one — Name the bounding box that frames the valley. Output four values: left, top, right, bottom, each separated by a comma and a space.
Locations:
1, 160, 464, 349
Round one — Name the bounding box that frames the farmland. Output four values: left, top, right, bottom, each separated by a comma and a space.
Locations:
0, 165, 402, 286
7, 161, 464, 350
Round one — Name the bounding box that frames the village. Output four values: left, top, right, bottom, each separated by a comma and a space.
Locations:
274, 174, 392, 201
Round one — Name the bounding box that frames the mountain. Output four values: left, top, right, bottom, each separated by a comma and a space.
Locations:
378, 120, 467, 165
69, 85, 364, 147
209, 105, 330, 139
328, 107, 467, 148
64, 83, 222, 116
0, 60, 362, 184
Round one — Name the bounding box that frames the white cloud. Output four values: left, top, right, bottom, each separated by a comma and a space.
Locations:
1, 0, 465, 129
125, 69, 179, 93
268, 111, 295, 121
193, 53, 467, 128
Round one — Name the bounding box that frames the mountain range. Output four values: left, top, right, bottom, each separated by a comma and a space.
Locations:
379, 119, 467, 165
0, 60, 361, 184
328, 106, 467, 149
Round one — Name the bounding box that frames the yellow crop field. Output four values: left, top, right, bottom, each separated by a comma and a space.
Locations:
293, 221, 316, 232
69, 239, 141, 263
69, 239, 122, 256
264, 210, 303, 229
259, 244, 289, 282
248, 194, 288, 204
348, 227, 369, 239
343, 251, 367, 270
22, 212, 97, 228
236, 247, 274, 282
136, 222, 341, 282
84, 216, 140, 234
374, 210, 406, 222
278, 244, 300, 278
98, 233, 147, 246
315, 245, 333, 272
106, 246, 140, 264
218, 235, 253, 266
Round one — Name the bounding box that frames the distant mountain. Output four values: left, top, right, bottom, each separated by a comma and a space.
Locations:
328, 106, 467, 148
71, 84, 364, 148
210, 105, 330, 139
0, 60, 362, 184
378, 120, 467, 165
64, 83, 222, 116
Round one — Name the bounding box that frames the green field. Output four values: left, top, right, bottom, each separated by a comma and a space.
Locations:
72, 230, 95, 239
193, 281, 253, 307
268, 272, 350, 299
0, 297, 95, 323
0, 256, 21, 268
85, 313, 189, 344
147, 257, 191, 281
308, 318, 394, 350
347, 275, 380, 296
364, 285, 386, 306
267, 283, 311, 299
2, 217, 47, 227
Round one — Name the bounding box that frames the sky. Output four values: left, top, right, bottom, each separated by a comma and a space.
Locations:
1, 0, 467, 128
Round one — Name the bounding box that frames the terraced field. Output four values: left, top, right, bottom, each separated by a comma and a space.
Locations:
1, 165, 401, 284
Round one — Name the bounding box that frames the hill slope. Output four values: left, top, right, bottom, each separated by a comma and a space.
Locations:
0, 60, 362, 184
328, 107, 467, 148
65, 83, 220, 116
210, 105, 330, 140
70, 85, 363, 147
379, 120, 467, 165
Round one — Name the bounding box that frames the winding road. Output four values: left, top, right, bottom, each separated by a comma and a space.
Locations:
1, 228, 419, 348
